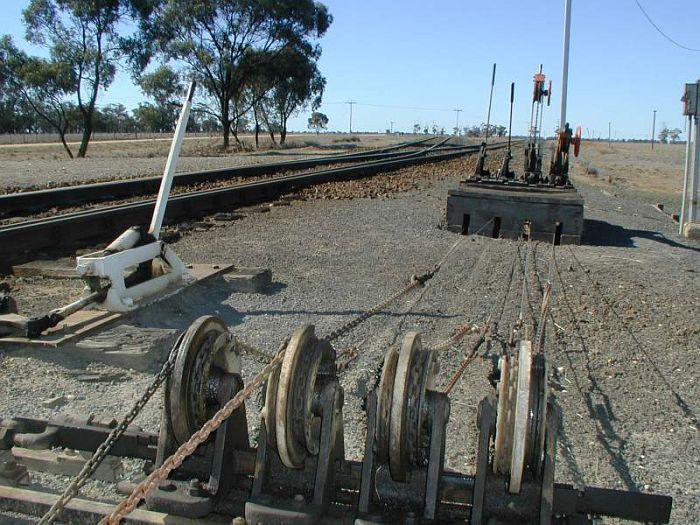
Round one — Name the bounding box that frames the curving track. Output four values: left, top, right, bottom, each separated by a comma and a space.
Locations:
0, 140, 511, 270
0, 137, 440, 217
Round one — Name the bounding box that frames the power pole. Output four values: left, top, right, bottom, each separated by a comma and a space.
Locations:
390, 121, 394, 133
560, 0, 572, 131
608, 121, 611, 147
345, 100, 356, 133
651, 109, 657, 150
453, 109, 462, 135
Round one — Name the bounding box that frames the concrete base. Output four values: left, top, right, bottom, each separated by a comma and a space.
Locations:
223, 267, 272, 293
682, 222, 700, 240
446, 181, 584, 244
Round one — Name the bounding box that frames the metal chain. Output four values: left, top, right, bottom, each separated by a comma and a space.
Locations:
324, 218, 496, 344
235, 337, 277, 362
96, 219, 502, 523
101, 338, 289, 525
322, 272, 433, 343
37, 332, 186, 525
441, 321, 491, 395
428, 322, 479, 352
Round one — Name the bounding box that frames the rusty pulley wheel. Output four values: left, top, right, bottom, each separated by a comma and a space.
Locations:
166, 315, 241, 445
387, 332, 438, 482
271, 325, 336, 469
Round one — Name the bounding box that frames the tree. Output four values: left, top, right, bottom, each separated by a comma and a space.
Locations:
452, 126, 460, 136
658, 126, 669, 144
668, 128, 682, 144
495, 125, 507, 137
135, 65, 184, 132
307, 111, 328, 134
94, 104, 137, 133
146, 0, 332, 149
19, 0, 153, 157
464, 125, 480, 137
413, 123, 421, 134
262, 45, 325, 144
0, 36, 77, 157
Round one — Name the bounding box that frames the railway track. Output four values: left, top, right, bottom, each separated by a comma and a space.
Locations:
0, 136, 442, 217
0, 140, 510, 270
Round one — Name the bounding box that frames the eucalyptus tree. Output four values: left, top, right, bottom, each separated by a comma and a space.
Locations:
262, 44, 325, 144
0, 36, 77, 156
145, 0, 332, 149
18, 0, 154, 157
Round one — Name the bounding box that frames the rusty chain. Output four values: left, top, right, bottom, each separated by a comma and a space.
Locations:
69, 223, 492, 523
100, 338, 289, 525
36, 332, 186, 525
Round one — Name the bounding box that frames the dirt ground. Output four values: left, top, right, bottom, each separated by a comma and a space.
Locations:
0, 139, 697, 524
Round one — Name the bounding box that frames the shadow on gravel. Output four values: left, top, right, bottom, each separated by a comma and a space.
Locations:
131, 277, 245, 330
583, 219, 700, 252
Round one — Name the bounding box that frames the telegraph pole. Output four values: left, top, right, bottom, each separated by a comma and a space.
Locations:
453, 109, 462, 135
651, 109, 657, 150
345, 100, 356, 133
390, 121, 394, 133
608, 121, 611, 147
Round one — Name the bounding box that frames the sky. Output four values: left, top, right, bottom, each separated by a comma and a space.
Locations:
2, 0, 700, 139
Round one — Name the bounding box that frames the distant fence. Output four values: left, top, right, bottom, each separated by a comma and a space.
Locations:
0, 131, 219, 145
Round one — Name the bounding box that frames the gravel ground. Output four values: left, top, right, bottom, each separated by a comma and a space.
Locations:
0, 150, 697, 523
0, 151, 344, 192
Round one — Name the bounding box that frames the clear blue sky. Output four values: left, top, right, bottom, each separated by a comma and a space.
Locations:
3, 0, 700, 139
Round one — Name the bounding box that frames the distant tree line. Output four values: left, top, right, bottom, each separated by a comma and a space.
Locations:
657, 125, 683, 144
0, 0, 332, 158
411, 122, 507, 137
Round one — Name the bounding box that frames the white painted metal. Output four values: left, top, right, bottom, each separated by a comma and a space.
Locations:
680, 116, 693, 233
76, 241, 192, 312
74, 83, 198, 312
149, 81, 197, 239
689, 111, 700, 224
559, 0, 572, 131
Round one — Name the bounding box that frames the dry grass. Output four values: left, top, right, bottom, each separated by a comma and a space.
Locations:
570, 141, 686, 197
0, 133, 411, 162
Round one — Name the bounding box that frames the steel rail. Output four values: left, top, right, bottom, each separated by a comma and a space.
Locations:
0, 141, 510, 269
0, 137, 441, 217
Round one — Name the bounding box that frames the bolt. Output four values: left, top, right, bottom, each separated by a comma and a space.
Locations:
293, 494, 305, 503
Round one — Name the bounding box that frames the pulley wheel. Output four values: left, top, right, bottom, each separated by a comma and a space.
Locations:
509, 340, 533, 493
528, 354, 548, 478
493, 355, 511, 474
376, 347, 399, 463
167, 315, 240, 445
388, 332, 437, 481
274, 325, 335, 469
263, 365, 281, 448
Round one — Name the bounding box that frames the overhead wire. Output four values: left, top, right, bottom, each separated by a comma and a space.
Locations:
632, 0, 700, 52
